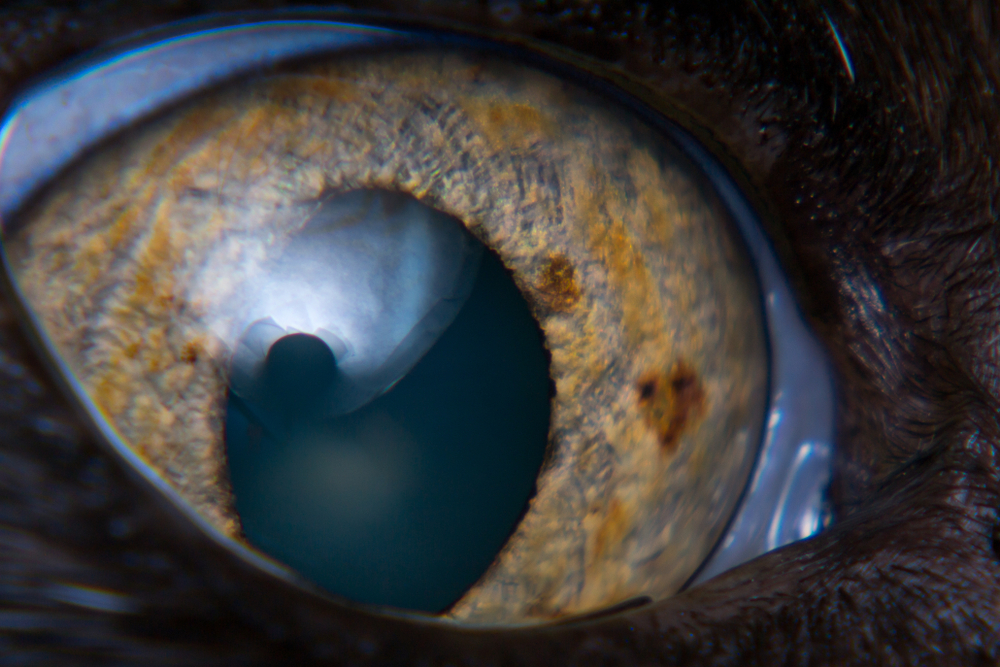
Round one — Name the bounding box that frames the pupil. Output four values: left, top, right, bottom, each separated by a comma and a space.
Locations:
224, 191, 551, 613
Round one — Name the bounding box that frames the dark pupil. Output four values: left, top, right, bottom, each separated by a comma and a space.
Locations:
224, 192, 552, 613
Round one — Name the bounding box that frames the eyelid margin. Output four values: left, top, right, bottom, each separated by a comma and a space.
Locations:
0, 15, 837, 604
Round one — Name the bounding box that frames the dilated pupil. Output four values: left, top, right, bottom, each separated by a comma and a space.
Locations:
224, 190, 551, 614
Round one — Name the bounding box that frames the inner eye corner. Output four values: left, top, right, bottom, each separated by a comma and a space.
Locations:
0, 18, 835, 628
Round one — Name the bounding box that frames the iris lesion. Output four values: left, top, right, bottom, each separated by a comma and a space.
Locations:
5, 48, 768, 625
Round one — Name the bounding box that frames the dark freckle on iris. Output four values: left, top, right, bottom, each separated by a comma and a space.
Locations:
535, 253, 581, 312
639, 379, 657, 400
636, 360, 706, 452
180, 341, 200, 364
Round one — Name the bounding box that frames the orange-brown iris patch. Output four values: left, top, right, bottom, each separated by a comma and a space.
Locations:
535, 253, 581, 312
636, 360, 707, 453
592, 497, 629, 561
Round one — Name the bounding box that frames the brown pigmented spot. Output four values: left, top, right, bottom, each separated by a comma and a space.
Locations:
535, 253, 582, 312
637, 360, 707, 452
180, 339, 202, 364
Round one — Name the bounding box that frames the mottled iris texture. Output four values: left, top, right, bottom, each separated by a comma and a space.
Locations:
1, 0, 1000, 664
8, 51, 765, 624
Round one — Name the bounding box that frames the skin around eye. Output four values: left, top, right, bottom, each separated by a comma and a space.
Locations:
4, 48, 768, 624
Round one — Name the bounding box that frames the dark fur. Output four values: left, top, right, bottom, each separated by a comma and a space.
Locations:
1, 0, 999, 663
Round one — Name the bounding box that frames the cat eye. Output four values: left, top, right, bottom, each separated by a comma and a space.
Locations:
0, 17, 835, 627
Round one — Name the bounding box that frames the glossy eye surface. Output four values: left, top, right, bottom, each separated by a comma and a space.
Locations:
0, 19, 832, 627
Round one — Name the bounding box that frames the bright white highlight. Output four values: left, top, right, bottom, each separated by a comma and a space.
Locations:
225, 191, 482, 417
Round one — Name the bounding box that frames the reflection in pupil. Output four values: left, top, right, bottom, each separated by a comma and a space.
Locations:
224, 197, 551, 613
263, 333, 337, 422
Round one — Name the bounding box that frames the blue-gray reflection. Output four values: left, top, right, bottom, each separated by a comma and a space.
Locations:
228, 189, 483, 418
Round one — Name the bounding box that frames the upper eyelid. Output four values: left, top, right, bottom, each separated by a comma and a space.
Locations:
0, 13, 836, 604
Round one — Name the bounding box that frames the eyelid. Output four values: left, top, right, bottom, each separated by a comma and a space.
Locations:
0, 16, 837, 593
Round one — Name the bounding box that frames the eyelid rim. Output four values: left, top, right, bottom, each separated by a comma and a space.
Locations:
0, 13, 836, 622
